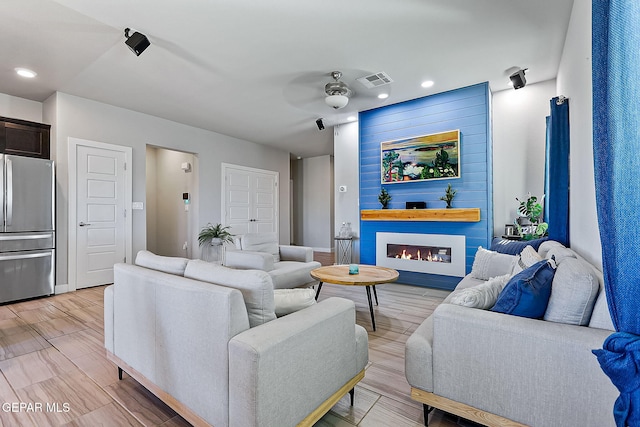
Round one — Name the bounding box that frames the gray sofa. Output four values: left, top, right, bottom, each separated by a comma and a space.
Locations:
405, 241, 619, 427
104, 251, 368, 427
225, 232, 321, 289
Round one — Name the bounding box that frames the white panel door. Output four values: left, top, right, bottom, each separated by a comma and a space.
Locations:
76, 146, 126, 288
223, 165, 277, 236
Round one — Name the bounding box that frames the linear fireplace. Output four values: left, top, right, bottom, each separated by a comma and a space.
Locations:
376, 232, 466, 277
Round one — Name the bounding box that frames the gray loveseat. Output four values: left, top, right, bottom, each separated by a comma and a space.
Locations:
104, 251, 368, 427
405, 241, 619, 427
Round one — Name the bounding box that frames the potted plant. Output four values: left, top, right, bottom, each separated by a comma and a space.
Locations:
515, 194, 548, 240
378, 187, 391, 209
516, 193, 543, 225
439, 183, 457, 208
198, 223, 234, 247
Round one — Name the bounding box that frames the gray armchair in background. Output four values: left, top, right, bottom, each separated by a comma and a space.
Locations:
225, 232, 321, 289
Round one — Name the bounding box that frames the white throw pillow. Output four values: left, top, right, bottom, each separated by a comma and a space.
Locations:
511, 245, 543, 275
184, 260, 276, 327
470, 247, 517, 280
135, 250, 189, 276
544, 258, 599, 325
273, 288, 316, 317
448, 274, 512, 309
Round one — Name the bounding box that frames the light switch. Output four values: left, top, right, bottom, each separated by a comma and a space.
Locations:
339, 185, 347, 193
132, 202, 144, 210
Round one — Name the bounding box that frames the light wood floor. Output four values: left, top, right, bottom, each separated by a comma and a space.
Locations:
0, 257, 478, 426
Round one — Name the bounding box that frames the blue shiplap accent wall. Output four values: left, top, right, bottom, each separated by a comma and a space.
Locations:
359, 82, 493, 290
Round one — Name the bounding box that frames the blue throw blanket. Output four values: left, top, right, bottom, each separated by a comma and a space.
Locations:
593, 332, 640, 427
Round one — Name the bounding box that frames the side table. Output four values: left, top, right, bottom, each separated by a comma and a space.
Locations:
334, 237, 353, 265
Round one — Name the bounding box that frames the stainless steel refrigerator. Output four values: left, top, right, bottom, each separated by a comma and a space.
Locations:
0, 154, 55, 303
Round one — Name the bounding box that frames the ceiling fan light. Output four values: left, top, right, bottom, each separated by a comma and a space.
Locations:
325, 94, 349, 109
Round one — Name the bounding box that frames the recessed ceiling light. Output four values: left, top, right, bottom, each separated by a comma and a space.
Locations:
421, 80, 434, 88
347, 116, 357, 122
15, 68, 37, 78
378, 93, 389, 99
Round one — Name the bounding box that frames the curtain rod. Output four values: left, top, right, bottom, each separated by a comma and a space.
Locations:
556, 95, 567, 105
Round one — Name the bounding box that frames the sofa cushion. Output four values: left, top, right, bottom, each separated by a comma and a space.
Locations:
491, 260, 556, 318
273, 288, 316, 317
184, 260, 276, 327
588, 291, 616, 330
511, 245, 543, 275
241, 232, 281, 262
538, 240, 566, 258
448, 274, 511, 309
544, 258, 599, 325
135, 250, 189, 276
490, 237, 548, 255
545, 246, 577, 265
470, 247, 517, 281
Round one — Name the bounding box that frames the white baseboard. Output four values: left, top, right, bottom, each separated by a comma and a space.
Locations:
313, 247, 334, 253
55, 284, 70, 294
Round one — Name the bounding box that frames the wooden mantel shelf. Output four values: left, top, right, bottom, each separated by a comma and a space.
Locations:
360, 208, 481, 222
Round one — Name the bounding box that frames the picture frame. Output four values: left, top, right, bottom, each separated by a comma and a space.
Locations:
380, 130, 460, 183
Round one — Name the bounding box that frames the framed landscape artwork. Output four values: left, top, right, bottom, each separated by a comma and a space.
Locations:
380, 130, 460, 183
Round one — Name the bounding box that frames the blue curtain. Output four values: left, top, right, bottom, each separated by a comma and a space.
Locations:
545, 97, 570, 246
592, 2, 640, 426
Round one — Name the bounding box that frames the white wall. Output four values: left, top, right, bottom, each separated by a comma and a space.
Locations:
145, 146, 158, 253
46, 92, 290, 287
302, 155, 334, 251
492, 79, 557, 236
557, 0, 601, 268
334, 122, 360, 262
0, 93, 43, 123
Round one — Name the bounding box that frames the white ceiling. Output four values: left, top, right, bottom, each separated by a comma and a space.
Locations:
0, 0, 574, 158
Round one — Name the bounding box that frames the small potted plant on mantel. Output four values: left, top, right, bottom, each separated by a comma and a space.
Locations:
378, 187, 391, 209
439, 183, 457, 208
198, 223, 234, 264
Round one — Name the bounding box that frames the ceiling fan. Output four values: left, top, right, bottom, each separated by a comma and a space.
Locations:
324, 71, 353, 109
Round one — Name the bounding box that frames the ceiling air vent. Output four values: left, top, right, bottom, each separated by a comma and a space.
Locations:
357, 72, 394, 89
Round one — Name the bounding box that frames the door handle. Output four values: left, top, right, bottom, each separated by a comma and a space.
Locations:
6, 159, 12, 226
79, 222, 91, 227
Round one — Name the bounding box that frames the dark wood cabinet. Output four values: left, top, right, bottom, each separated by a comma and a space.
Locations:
0, 116, 51, 159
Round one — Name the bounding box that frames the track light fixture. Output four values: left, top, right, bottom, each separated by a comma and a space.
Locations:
509, 68, 527, 90
124, 28, 151, 56
316, 118, 325, 131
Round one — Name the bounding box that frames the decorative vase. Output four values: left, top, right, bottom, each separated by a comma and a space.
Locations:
204, 238, 224, 264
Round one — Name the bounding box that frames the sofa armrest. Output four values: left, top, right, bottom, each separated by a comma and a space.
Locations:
104, 285, 114, 353
431, 303, 617, 426
279, 245, 313, 262
225, 250, 274, 271
228, 297, 367, 427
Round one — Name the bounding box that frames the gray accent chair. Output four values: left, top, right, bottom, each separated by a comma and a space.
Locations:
405, 241, 619, 427
105, 253, 368, 427
225, 232, 321, 289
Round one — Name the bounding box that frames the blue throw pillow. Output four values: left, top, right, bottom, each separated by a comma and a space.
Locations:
490, 237, 548, 255
491, 260, 556, 318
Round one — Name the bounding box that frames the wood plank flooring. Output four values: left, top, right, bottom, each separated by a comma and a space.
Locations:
0, 256, 480, 426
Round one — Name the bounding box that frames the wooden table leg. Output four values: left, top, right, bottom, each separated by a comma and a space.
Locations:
365, 286, 376, 331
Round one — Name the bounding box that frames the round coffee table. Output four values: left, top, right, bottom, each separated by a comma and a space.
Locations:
311, 265, 399, 331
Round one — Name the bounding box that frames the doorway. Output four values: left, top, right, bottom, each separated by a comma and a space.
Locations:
221, 163, 278, 236
146, 146, 197, 258
68, 137, 132, 290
